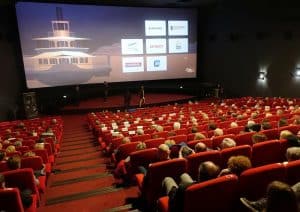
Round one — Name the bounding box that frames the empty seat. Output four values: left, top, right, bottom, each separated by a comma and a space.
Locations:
225, 126, 244, 135
151, 131, 169, 139
260, 129, 279, 140
235, 132, 256, 146
131, 134, 151, 142
167, 135, 187, 144
144, 138, 165, 148
239, 163, 286, 200
252, 140, 282, 167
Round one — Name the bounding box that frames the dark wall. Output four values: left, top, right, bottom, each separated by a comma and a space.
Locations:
200, 5, 300, 98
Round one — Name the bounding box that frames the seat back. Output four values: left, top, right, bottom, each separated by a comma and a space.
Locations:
144, 138, 165, 148
284, 160, 300, 185
260, 129, 279, 140
0, 188, 24, 212
278, 125, 300, 135
212, 134, 236, 149
235, 132, 256, 146
225, 126, 244, 135
143, 158, 187, 206
252, 140, 282, 167
115, 142, 139, 162
21, 156, 44, 171
184, 175, 239, 212
131, 134, 151, 142
186, 151, 221, 180
239, 163, 286, 200
220, 145, 252, 169
167, 135, 187, 144
0, 160, 9, 172
2, 168, 39, 196
151, 131, 169, 139
31, 149, 49, 164
129, 148, 159, 175
187, 138, 212, 149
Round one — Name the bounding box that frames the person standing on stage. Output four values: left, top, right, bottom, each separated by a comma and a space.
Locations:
75, 85, 80, 106
103, 81, 108, 102
124, 89, 131, 111
139, 85, 145, 107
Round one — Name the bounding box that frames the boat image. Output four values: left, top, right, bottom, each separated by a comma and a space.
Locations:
23, 7, 111, 87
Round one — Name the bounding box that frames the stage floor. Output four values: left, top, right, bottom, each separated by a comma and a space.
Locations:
61, 93, 196, 113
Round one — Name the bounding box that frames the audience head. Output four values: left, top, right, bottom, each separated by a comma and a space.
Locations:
7, 156, 21, 170
14, 140, 22, 147
191, 126, 198, 133
198, 161, 220, 182
280, 130, 293, 139
173, 122, 181, 130
285, 134, 300, 147
23, 151, 36, 157
0, 143, 2, 150
252, 133, 268, 144
155, 125, 164, 132
208, 122, 217, 131
164, 139, 176, 148
6, 145, 16, 153
194, 142, 207, 153
266, 181, 298, 212
179, 146, 194, 158
261, 121, 272, 130
194, 132, 206, 140
213, 128, 224, 137
278, 118, 288, 127
286, 147, 300, 161
249, 123, 261, 132
220, 138, 236, 149
121, 137, 131, 144
34, 143, 44, 150
136, 142, 147, 151
157, 144, 170, 161
230, 122, 238, 128
227, 155, 252, 176
136, 128, 144, 135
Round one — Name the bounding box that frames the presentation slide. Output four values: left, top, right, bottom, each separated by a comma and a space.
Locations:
15, 2, 198, 88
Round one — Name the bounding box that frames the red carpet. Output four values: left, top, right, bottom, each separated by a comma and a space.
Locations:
37, 114, 139, 212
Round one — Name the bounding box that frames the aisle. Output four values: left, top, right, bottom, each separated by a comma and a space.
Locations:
37, 114, 139, 212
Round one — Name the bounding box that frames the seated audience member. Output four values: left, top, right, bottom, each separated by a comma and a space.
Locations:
23, 151, 36, 157
285, 134, 300, 147
297, 130, 300, 138
155, 125, 164, 132
194, 142, 208, 153
164, 139, 176, 148
252, 133, 268, 144
5, 145, 16, 154
241, 181, 299, 212
178, 146, 194, 158
7, 156, 21, 170
208, 122, 217, 131
173, 122, 181, 130
219, 138, 236, 150
261, 121, 272, 130
286, 147, 300, 161
136, 128, 144, 135
213, 128, 224, 137
0, 173, 33, 209
162, 161, 220, 212
219, 155, 252, 177
14, 139, 22, 147
250, 124, 262, 132
194, 132, 206, 140
278, 118, 288, 127
190, 126, 198, 133
280, 130, 293, 140
230, 122, 238, 128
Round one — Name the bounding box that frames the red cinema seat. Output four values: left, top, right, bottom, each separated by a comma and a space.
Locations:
167, 135, 187, 144
0, 187, 36, 212
278, 125, 300, 135
235, 132, 256, 146
284, 160, 300, 185
136, 158, 187, 207
186, 151, 221, 180
151, 131, 169, 139
0, 160, 9, 172
187, 138, 213, 149
260, 129, 279, 140
111, 142, 139, 163
131, 134, 151, 142
252, 140, 282, 167
3, 168, 39, 206
144, 138, 165, 148
31, 149, 52, 175
212, 134, 236, 150
174, 128, 188, 136
225, 126, 244, 135
220, 145, 252, 169
239, 163, 286, 201
158, 175, 239, 212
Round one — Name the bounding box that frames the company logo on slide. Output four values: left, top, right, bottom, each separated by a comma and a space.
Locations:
154, 60, 160, 67
121, 39, 143, 55
122, 57, 144, 73
169, 38, 188, 53
146, 39, 166, 54
147, 56, 167, 72
145, 20, 166, 36
168, 21, 188, 36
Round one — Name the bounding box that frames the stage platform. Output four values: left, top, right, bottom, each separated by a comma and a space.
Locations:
60, 93, 197, 114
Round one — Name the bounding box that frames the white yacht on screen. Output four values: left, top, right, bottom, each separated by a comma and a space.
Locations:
25, 7, 111, 86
